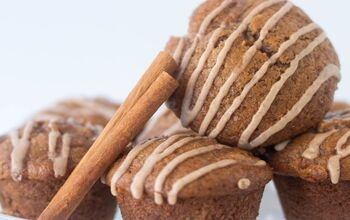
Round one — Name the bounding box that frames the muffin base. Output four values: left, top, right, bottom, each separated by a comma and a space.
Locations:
274, 175, 350, 220
0, 179, 116, 220
117, 188, 265, 220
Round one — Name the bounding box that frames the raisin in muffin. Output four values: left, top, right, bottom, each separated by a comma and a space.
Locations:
106, 135, 272, 220
0, 119, 116, 220
166, 0, 340, 149
270, 107, 350, 220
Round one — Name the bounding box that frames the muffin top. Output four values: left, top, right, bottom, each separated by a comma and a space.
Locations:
270, 107, 350, 184
166, 0, 340, 149
106, 135, 272, 205
34, 98, 119, 126
138, 109, 193, 142
0, 118, 102, 182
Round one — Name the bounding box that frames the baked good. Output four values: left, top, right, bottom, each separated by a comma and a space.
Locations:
106, 135, 272, 220
331, 101, 350, 112
34, 97, 119, 126
166, 0, 340, 149
0, 118, 116, 219
138, 109, 193, 142
269, 108, 350, 220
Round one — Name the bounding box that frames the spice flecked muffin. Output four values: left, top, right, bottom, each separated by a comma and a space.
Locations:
0, 119, 116, 220
106, 135, 272, 220
270, 106, 350, 220
166, 0, 340, 149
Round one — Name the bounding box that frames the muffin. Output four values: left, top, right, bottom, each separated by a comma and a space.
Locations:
138, 109, 193, 142
270, 109, 350, 220
166, 0, 340, 149
331, 101, 350, 112
34, 97, 119, 126
0, 118, 116, 219
106, 135, 272, 220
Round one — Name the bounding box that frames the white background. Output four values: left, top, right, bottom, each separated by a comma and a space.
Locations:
0, 1, 348, 219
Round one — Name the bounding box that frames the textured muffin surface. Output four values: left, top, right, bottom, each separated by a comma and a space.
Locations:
270, 107, 350, 183
107, 135, 272, 201
167, 0, 340, 148
107, 135, 271, 220
0, 119, 116, 219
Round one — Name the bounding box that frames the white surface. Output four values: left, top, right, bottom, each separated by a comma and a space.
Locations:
0, 0, 348, 220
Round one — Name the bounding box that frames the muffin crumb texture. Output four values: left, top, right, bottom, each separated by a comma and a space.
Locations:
166, 0, 340, 149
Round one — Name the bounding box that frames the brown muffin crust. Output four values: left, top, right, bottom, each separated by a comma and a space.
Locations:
107, 136, 271, 199
0, 119, 101, 181
34, 97, 119, 126
117, 188, 264, 220
0, 119, 116, 219
107, 135, 271, 219
138, 109, 193, 142
270, 111, 350, 183
274, 175, 350, 220
166, 0, 340, 149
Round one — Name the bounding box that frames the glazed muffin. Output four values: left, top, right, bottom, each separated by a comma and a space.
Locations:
166, 0, 340, 149
106, 135, 272, 220
138, 109, 193, 142
0, 119, 116, 219
34, 97, 119, 126
270, 108, 350, 220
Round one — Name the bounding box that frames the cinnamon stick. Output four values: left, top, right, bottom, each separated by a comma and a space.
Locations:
38, 53, 177, 220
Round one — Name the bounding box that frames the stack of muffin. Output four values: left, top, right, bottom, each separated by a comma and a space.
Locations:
105, 0, 348, 219
0, 0, 348, 220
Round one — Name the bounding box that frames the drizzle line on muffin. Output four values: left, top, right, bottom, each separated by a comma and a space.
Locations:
110, 134, 266, 205
170, 0, 341, 149
10, 119, 101, 182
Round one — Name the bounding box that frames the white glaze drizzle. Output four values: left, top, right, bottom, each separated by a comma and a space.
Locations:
163, 121, 193, 137
176, 0, 339, 148
208, 23, 319, 137
167, 159, 237, 205
327, 130, 350, 184
248, 64, 340, 148
131, 135, 202, 199
202, 2, 294, 136
302, 130, 337, 160
255, 160, 267, 166
274, 140, 290, 152
9, 118, 100, 181
173, 37, 185, 64
239, 33, 328, 147
176, 0, 234, 80
48, 121, 72, 178
110, 138, 160, 196
154, 144, 228, 204
10, 121, 35, 181
181, 0, 285, 127
237, 178, 251, 189
110, 135, 267, 204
